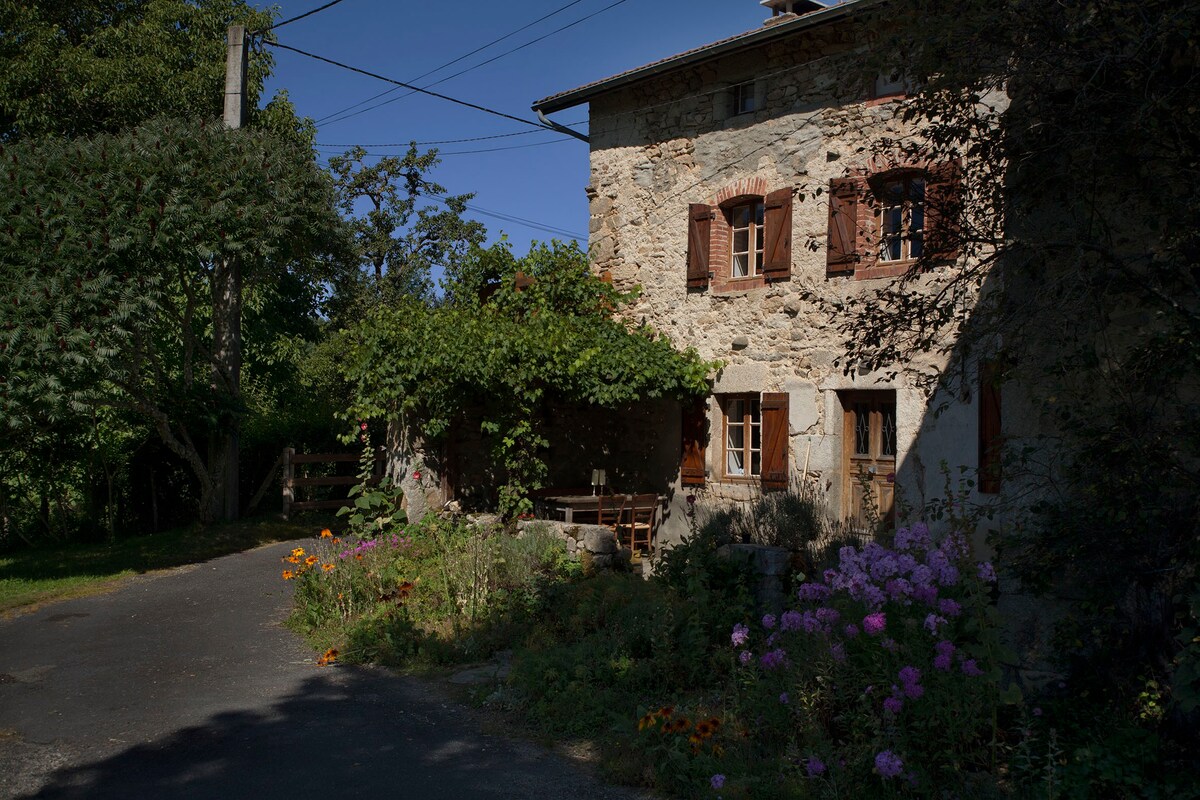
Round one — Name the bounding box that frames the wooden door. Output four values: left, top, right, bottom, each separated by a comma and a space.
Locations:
841, 391, 897, 529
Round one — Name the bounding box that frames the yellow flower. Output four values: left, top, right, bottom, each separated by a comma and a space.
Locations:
291, 547, 305, 558
637, 712, 657, 731
316, 647, 339, 666
322, 563, 335, 572
305, 555, 319, 567
320, 528, 333, 538
282, 570, 294, 580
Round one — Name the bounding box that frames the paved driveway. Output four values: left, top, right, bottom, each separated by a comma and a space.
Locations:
0, 540, 647, 799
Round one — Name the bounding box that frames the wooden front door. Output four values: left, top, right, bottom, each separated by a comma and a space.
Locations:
841, 391, 897, 529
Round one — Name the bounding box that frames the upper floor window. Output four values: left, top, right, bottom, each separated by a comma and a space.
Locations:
730, 80, 757, 116
877, 176, 924, 263
729, 199, 765, 278
872, 70, 911, 101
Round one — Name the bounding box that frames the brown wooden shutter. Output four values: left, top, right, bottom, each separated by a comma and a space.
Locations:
826, 178, 862, 275
763, 187, 793, 281
681, 398, 708, 486
925, 160, 963, 263
514, 271, 535, 291
760, 392, 789, 491
978, 359, 1002, 494
687, 203, 712, 289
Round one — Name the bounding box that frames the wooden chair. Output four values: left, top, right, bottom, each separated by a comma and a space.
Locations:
617, 493, 659, 556
597, 491, 625, 530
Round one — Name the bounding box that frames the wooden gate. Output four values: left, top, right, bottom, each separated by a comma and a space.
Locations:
281, 447, 384, 518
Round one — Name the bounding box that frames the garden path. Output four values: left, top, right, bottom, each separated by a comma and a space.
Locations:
0, 539, 649, 799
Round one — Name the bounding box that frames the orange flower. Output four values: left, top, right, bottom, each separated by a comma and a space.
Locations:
688, 733, 703, 747
282, 570, 295, 580
695, 720, 714, 739
337, 593, 344, 600
305, 555, 319, 566
332, 537, 341, 544
291, 547, 305, 558
637, 712, 657, 731
657, 705, 674, 717
355, 554, 363, 561
320, 528, 333, 538
322, 563, 335, 572
316, 647, 339, 667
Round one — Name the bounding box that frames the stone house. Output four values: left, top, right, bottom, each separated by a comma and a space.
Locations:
528, 0, 1005, 546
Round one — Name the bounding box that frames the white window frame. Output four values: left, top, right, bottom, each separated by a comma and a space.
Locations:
877, 176, 925, 263
722, 395, 762, 479
729, 199, 765, 278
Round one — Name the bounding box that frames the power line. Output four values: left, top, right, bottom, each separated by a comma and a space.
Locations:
266, 40, 552, 131
254, 0, 350, 35
316, 137, 575, 157
429, 194, 586, 240
318, 0, 631, 128
315, 121, 587, 148
313, 0, 588, 125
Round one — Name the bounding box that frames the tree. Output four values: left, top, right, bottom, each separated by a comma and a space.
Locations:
815, 0, 1199, 767
342, 240, 715, 517
326, 145, 486, 311
0, 118, 349, 524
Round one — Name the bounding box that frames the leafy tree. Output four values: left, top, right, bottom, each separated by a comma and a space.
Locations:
0, 0, 289, 141
326, 145, 486, 311
341, 240, 716, 517
815, 0, 1198, 771
0, 117, 349, 524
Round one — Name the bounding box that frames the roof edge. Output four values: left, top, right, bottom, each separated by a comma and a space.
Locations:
532, 0, 881, 115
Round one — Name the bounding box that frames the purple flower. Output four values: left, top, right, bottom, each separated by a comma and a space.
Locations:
815, 607, 841, 625
1032, 706, 1043, 717
938, 598, 963, 617
912, 585, 939, 605
779, 692, 789, 704
927, 550, 960, 586
898, 666, 921, 686
883, 695, 904, 714
829, 642, 846, 662
895, 524, 930, 553
731, 623, 750, 647
978, 561, 997, 583
880, 637, 898, 652
910, 564, 935, 588
962, 658, 985, 677
780, 610, 804, 632
800, 610, 823, 634
761, 613, 777, 630
924, 613, 947, 633
903, 682, 925, 699
760, 648, 788, 670
798, 582, 832, 602
843, 623, 860, 638
875, 749, 904, 778
805, 756, 826, 776
738, 650, 752, 666
934, 640, 955, 671
863, 612, 887, 636
885, 577, 913, 601
710, 774, 725, 790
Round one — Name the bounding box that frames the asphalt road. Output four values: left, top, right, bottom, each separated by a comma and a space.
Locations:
0, 539, 648, 800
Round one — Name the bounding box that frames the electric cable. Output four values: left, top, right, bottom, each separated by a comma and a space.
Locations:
254, 0, 350, 35
316, 137, 574, 157
315, 120, 587, 148
313, 0, 588, 125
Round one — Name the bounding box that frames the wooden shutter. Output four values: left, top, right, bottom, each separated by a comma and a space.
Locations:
763, 187, 793, 281
687, 203, 712, 289
978, 359, 1002, 494
514, 271, 535, 291
826, 178, 862, 275
925, 160, 963, 263
760, 392, 790, 491
681, 398, 708, 486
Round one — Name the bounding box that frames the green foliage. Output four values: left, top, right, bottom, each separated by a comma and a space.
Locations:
0, 0, 285, 141
326, 144, 486, 311
341, 240, 716, 517
0, 117, 350, 523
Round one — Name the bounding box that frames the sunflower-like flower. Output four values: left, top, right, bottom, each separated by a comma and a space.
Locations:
291, 547, 305, 558
316, 647, 339, 667
282, 570, 295, 580
320, 528, 333, 538
637, 712, 658, 731
305, 555, 319, 567
322, 563, 335, 572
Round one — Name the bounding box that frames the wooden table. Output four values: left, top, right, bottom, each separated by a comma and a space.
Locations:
534, 493, 663, 525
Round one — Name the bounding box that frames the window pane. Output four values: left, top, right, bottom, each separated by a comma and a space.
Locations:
751, 451, 761, 476
728, 448, 745, 475
881, 404, 897, 457
749, 398, 761, 422
910, 203, 924, 234
854, 404, 870, 455
733, 228, 749, 252
728, 399, 744, 419
882, 235, 901, 262
728, 423, 745, 452
733, 206, 750, 227
884, 206, 902, 235
910, 179, 925, 202
910, 232, 923, 259
754, 202, 764, 226
732, 253, 749, 277
751, 424, 761, 450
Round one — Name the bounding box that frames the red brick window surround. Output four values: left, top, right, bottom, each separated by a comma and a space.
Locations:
686, 178, 792, 292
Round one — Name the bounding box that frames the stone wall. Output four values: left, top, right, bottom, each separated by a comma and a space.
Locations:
580, 18, 1009, 546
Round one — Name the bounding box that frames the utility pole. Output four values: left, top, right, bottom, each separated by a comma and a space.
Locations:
213, 24, 246, 521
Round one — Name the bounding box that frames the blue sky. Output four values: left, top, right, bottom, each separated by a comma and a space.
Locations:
258, 0, 780, 255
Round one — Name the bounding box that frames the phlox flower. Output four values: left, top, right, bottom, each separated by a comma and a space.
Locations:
961, 658, 985, 677
805, 756, 826, 776
883, 695, 904, 714
862, 612, 887, 636
779, 610, 804, 632
843, 623, 860, 638
933, 640, 955, 671
894, 523, 930, 553
731, 623, 750, 647
760, 648, 788, 670
738, 650, 752, 666
924, 613, 947, 633
880, 637, 898, 652
815, 606, 841, 625
938, 598, 963, 617
761, 613, 777, 630
898, 665, 921, 686
884, 577, 913, 601
710, 774, 725, 790
927, 550, 960, 586
779, 692, 789, 704
875, 750, 904, 779
978, 561, 997, 583
912, 585, 939, 605
829, 642, 846, 662
797, 582, 831, 602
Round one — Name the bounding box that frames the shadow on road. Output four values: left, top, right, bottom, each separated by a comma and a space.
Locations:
22, 667, 620, 800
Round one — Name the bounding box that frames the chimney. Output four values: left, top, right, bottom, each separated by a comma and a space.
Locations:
760, 0, 826, 24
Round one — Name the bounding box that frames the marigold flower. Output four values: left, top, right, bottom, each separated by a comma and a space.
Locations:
320, 528, 333, 538
291, 548, 305, 558
322, 563, 335, 572
282, 570, 294, 580
305, 555, 318, 566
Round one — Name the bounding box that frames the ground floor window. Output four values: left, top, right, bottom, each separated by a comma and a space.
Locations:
722, 394, 761, 478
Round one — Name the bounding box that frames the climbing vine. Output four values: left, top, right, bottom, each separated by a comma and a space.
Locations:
340, 240, 716, 517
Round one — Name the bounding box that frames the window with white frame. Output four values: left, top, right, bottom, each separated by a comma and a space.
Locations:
723, 395, 761, 477
730, 80, 757, 116
729, 199, 765, 278
877, 175, 925, 262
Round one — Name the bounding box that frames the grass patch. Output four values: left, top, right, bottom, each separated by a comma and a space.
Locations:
0, 515, 325, 614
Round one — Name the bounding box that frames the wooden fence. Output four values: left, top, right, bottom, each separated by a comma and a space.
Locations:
281, 447, 384, 518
